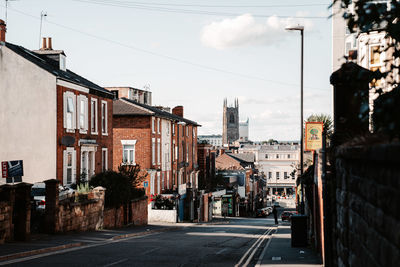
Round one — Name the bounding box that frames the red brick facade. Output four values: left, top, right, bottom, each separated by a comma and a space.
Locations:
56, 85, 113, 185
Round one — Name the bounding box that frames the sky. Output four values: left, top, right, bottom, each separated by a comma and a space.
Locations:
1, 0, 333, 141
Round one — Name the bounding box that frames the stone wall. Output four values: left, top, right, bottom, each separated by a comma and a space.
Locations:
334, 143, 400, 267
54, 187, 105, 233
148, 204, 177, 223
0, 201, 12, 244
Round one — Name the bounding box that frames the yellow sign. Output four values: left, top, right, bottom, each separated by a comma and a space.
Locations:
305, 122, 323, 151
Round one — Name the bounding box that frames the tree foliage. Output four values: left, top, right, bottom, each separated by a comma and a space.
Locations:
306, 113, 333, 140
90, 165, 146, 207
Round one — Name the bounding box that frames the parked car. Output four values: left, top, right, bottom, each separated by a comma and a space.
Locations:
256, 207, 271, 218
31, 183, 75, 212
281, 211, 296, 221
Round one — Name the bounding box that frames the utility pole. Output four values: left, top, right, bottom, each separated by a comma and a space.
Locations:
39, 11, 47, 48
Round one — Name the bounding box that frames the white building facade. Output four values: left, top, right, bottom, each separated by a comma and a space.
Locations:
198, 134, 223, 147
239, 144, 299, 196
239, 119, 249, 142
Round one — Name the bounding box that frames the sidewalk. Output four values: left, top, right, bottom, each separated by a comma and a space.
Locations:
256, 223, 323, 267
0, 218, 230, 262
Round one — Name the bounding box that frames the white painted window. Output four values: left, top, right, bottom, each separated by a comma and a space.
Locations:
157, 118, 160, 134
167, 172, 170, 189
192, 127, 195, 137
150, 173, 155, 195
186, 126, 188, 136
81, 146, 96, 182
284, 172, 288, 179
186, 144, 189, 162
152, 117, 155, 133
287, 154, 291, 159
152, 138, 156, 165
268, 172, 272, 179
63, 147, 76, 185
161, 172, 164, 190
91, 98, 98, 134
157, 139, 161, 164
172, 123, 175, 135
102, 148, 108, 172
77, 95, 88, 133
101, 100, 108, 135
174, 141, 178, 161
121, 140, 136, 165
63, 91, 76, 132
276, 154, 279, 159
276, 172, 280, 179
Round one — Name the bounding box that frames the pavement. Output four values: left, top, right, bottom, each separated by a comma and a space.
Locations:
256, 222, 323, 267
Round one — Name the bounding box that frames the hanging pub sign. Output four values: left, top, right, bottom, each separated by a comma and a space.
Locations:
305, 122, 323, 151
1, 160, 23, 183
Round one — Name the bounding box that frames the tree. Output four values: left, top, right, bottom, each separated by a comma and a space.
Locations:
306, 113, 333, 140
333, 0, 400, 136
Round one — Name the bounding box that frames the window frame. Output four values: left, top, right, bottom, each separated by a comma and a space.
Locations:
121, 140, 137, 165
101, 100, 108, 135
102, 148, 108, 172
91, 98, 98, 135
64, 91, 76, 132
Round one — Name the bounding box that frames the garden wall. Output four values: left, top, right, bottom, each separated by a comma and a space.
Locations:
0, 201, 12, 244
103, 197, 148, 228
334, 143, 400, 267
148, 204, 177, 223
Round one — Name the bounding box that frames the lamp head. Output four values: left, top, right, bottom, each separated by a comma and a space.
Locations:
285, 25, 304, 31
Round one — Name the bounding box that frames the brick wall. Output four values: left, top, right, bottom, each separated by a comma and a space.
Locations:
103, 197, 148, 228
56, 85, 114, 185
334, 143, 400, 267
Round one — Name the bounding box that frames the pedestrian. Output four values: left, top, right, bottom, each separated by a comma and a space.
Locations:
272, 205, 278, 224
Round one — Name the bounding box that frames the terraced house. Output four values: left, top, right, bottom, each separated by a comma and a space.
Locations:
112, 94, 200, 221
0, 21, 113, 185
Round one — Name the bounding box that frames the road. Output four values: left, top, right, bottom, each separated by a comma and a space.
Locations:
5, 217, 278, 267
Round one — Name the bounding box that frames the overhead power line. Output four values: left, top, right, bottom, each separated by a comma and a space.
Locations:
5, 5, 325, 90
71, 0, 328, 19
71, 0, 330, 9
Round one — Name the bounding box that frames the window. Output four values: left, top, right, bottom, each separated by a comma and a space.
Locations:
268, 172, 272, 179
150, 173, 155, 195
91, 98, 98, 134
157, 118, 160, 134
64, 91, 76, 132
81, 148, 95, 182
288, 154, 291, 159
284, 172, 288, 179
63, 148, 76, 185
157, 139, 161, 164
152, 118, 155, 133
265, 154, 268, 159
167, 172, 170, 189
186, 143, 189, 162
174, 142, 178, 161
102, 148, 108, 172
192, 127, 195, 137
77, 95, 88, 133
101, 101, 108, 135
161, 173, 165, 190
152, 138, 156, 165
172, 123, 175, 135
276, 154, 279, 159
229, 113, 235, 123
123, 145, 135, 165
157, 172, 161, 194
276, 172, 280, 179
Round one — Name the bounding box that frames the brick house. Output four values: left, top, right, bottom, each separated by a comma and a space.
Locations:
0, 22, 113, 185
112, 97, 200, 218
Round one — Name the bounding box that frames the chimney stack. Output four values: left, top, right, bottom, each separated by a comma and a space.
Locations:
172, 106, 184, 117
0, 19, 6, 43
47, 37, 52, 50
41, 37, 47, 50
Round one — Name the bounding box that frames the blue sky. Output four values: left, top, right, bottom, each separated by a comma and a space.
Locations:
1, 0, 333, 141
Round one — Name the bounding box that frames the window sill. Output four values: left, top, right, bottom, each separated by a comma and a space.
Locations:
121, 163, 136, 166
101, 133, 108, 136
91, 132, 98, 135
79, 130, 87, 135
66, 129, 75, 133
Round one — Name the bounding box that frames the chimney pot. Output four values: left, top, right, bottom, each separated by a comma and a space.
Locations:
47, 37, 52, 50
0, 19, 6, 43
41, 37, 47, 50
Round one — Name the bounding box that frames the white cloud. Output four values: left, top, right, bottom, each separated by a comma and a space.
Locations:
201, 13, 314, 49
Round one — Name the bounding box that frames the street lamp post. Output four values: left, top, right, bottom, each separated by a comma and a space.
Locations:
285, 25, 304, 214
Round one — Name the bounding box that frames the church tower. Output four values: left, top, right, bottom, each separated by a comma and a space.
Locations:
222, 98, 239, 145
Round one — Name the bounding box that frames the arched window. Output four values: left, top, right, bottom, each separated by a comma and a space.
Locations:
229, 113, 235, 123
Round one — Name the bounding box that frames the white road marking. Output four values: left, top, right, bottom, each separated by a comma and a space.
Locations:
103, 258, 128, 267
255, 228, 276, 267
234, 228, 272, 267
216, 248, 229, 255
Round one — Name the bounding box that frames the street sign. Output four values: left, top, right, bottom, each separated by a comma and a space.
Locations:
305, 122, 323, 151
1, 160, 23, 183
1, 161, 8, 178
143, 181, 149, 188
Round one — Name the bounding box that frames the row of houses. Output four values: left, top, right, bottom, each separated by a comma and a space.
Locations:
0, 20, 200, 220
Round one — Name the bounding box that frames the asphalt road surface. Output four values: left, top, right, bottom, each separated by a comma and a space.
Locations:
5, 217, 278, 267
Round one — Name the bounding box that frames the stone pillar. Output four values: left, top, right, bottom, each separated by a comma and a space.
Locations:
13, 183, 32, 241
93, 186, 105, 230
0, 185, 15, 242
44, 179, 59, 234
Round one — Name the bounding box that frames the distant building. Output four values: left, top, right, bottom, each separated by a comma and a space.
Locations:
222, 98, 239, 145
239, 143, 299, 196
239, 118, 249, 141
198, 134, 223, 147
106, 86, 152, 106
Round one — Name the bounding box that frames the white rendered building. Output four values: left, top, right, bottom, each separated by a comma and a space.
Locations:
239, 119, 249, 142
198, 134, 223, 147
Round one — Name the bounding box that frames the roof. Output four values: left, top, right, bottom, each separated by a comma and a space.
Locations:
215, 153, 244, 170
115, 97, 200, 126
5, 42, 113, 98
113, 99, 154, 116
33, 49, 66, 56
227, 153, 255, 163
